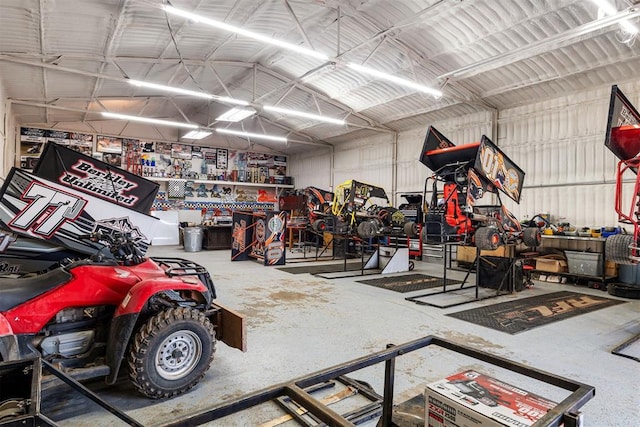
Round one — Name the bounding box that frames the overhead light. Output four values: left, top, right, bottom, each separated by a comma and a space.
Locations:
128, 79, 249, 106
163, 5, 329, 60
183, 130, 212, 140
216, 128, 287, 142
101, 112, 198, 129
346, 63, 443, 97
591, 0, 638, 34
263, 105, 345, 125
216, 107, 256, 122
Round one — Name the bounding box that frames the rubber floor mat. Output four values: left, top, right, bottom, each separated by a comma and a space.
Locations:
447, 291, 626, 334
356, 274, 462, 293
277, 262, 364, 275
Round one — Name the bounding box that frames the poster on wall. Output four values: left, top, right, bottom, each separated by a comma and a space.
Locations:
203, 148, 217, 165
20, 127, 46, 143
103, 153, 122, 167
191, 145, 203, 159
155, 142, 172, 155
45, 130, 70, 145
171, 143, 192, 159
97, 135, 123, 153
69, 132, 94, 155
20, 128, 46, 157
216, 148, 228, 169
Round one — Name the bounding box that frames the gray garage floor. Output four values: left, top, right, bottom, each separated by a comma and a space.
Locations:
54, 245, 639, 426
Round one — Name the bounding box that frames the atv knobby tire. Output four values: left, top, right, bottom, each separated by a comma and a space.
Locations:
475, 226, 500, 251
128, 307, 215, 399
605, 234, 635, 265
522, 227, 541, 247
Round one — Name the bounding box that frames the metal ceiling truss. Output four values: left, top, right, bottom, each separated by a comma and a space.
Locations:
2, 0, 637, 144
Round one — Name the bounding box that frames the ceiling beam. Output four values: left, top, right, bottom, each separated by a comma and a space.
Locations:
38, 0, 48, 123
10, 99, 331, 148
438, 6, 640, 81
0, 56, 328, 141
83, 0, 131, 122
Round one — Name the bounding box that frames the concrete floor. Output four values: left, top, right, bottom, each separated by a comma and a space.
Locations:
54, 245, 639, 426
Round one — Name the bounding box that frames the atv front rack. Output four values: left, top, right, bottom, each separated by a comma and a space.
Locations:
152, 257, 216, 298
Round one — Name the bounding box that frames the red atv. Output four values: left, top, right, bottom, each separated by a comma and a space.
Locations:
0, 231, 245, 399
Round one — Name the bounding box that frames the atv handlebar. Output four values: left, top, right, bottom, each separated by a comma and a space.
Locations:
80, 231, 144, 266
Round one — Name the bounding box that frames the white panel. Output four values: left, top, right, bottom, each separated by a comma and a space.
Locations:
333, 133, 394, 194
289, 148, 332, 190
498, 82, 640, 229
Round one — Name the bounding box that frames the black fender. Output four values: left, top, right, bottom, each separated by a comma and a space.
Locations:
105, 312, 139, 384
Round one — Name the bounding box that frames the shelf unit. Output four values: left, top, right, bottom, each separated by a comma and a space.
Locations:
147, 176, 294, 189
534, 234, 614, 285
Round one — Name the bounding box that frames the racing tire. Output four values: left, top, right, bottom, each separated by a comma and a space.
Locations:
357, 220, 378, 239
312, 219, 327, 233
522, 227, 541, 247
475, 226, 500, 251
605, 234, 635, 265
128, 307, 216, 399
607, 282, 640, 299
403, 221, 419, 237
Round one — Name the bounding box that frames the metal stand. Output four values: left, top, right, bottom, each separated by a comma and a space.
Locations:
405, 246, 516, 308
161, 335, 595, 427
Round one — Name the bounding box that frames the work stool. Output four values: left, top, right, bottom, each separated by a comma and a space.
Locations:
522, 264, 535, 288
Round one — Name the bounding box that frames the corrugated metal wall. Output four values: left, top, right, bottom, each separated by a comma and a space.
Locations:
291, 80, 640, 230
331, 132, 395, 191
289, 146, 332, 190
500, 80, 640, 230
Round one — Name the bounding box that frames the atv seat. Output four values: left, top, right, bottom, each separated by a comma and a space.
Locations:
0, 268, 72, 312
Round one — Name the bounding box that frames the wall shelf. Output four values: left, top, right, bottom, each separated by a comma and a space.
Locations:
147, 177, 294, 189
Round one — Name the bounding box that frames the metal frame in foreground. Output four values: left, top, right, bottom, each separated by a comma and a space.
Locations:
163, 335, 595, 427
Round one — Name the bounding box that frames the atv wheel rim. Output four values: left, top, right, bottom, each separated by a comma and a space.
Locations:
156, 330, 202, 380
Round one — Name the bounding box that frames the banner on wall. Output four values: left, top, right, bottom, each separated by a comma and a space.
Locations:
32, 142, 159, 214
0, 168, 158, 256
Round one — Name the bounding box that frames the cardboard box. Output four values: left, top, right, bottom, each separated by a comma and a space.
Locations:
534, 255, 567, 273
457, 245, 515, 264
426, 370, 557, 427
605, 260, 617, 278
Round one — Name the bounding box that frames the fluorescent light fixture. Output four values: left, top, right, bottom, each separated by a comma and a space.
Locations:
164, 5, 329, 61
216, 128, 287, 142
182, 130, 212, 140
591, 0, 638, 34
263, 105, 345, 125
346, 63, 442, 97
128, 79, 250, 106
101, 112, 198, 129
216, 107, 256, 122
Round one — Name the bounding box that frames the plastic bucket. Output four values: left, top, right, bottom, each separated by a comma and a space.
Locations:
183, 227, 203, 252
